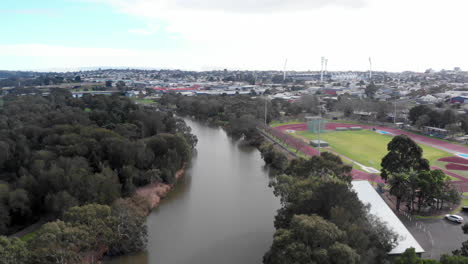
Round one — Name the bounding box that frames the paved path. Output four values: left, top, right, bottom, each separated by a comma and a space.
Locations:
274, 123, 468, 191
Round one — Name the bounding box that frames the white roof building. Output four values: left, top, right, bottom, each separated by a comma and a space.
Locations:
351, 181, 425, 255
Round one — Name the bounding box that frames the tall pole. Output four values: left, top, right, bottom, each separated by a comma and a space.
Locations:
320, 57, 325, 82
317, 118, 321, 156
318, 102, 322, 156
394, 97, 397, 124
264, 97, 267, 125
369, 57, 372, 81
283, 59, 288, 82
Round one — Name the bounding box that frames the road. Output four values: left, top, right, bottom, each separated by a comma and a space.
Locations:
402, 211, 468, 259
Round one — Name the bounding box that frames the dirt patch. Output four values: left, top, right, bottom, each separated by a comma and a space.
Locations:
135, 168, 186, 210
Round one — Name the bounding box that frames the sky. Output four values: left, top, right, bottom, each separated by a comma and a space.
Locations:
1, 0, 468, 72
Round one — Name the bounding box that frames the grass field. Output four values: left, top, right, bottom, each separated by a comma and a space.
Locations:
432, 160, 468, 179
133, 98, 156, 104
20, 230, 37, 242
270, 120, 303, 127
295, 130, 451, 170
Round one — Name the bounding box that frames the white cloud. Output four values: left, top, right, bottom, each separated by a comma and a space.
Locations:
87, 0, 468, 71
4, 0, 468, 71
128, 28, 154, 35
0, 44, 205, 71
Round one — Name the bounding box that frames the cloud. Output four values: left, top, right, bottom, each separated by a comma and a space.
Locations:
128, 28, 154, 35
3, 0, 468, 72
171, 0, 366, 12
0, 8, 58, 16
92, 0, 366, 15
128, 23, 161, 35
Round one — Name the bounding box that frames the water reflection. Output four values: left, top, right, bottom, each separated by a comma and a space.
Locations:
106, 119, 280, 264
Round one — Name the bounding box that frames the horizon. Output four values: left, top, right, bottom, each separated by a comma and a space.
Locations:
1, 0, 468, 72
0, 66, 459, 74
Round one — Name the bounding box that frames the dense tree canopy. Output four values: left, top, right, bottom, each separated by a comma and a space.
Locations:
381, 135, 430, 181
0, 91, 196, 235
265, 154, 397, 264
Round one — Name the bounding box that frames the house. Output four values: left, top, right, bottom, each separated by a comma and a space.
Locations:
450, 96, 468, 104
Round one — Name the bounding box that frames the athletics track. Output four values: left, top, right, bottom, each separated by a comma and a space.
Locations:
273, 123, 468, 191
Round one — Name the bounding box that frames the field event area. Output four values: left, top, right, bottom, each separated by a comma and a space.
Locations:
296, 129, 449, 170
274, 121, 468, 180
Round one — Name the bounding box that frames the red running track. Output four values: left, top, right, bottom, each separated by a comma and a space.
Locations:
274, 122, 468, 191
276, 123, 468, 155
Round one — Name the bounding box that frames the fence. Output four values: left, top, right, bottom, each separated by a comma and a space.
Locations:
258, 124, 319, 157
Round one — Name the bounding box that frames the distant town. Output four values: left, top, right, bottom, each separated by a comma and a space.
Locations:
2, 67, 468, 127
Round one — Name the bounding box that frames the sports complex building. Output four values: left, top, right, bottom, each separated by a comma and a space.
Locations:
352, 181, 425, 256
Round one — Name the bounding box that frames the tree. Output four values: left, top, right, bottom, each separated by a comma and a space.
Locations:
442, 110, 458, 127
63, 204, 116, 261
45, 191, 78, 217
0, 236, 29, 264
446, 123, 462, 138
409, 105, 431, 124
389, 173, 409, 212
440, 255, 468, 264
8, 189, 31, 221
381, 135, 430, 181
105, 80, 113, 87
29, 220, 91, 264
264, 214, 350, 264
116, 81, 126, 91
74, 76, 81, 82
415, 114, 430, 129
453, 241, 468, 257
396, 248, 438, 264
365, 83, 378, 99
109, 198, 148, 255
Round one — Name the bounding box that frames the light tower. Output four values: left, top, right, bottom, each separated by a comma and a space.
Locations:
283, 58, 288, 82
320, 57, 325, 82
324, 58, 328, 75
368, 57, 372, 80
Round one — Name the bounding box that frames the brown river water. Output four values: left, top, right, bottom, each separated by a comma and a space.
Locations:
106, 119, 281, 264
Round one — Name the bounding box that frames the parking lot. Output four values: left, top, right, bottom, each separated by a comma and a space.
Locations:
400, 211, 468, 260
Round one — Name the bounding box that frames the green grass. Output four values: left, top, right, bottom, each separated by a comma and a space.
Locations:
415, 200, 465, 219
132, 98, 156, 105
20, 230, 38, 242
268, 134, 308, 159
296, 130, 451, 170
270, 120, 303, 127
432, 160, 468, 179
326, 119, 364, 125
84, 107, 92, 113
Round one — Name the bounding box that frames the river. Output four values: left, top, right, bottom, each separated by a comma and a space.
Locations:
106, 119, 281, 264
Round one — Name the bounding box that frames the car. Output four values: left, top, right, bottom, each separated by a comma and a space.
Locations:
445, 214, 464, 223
462, 206, 468, 212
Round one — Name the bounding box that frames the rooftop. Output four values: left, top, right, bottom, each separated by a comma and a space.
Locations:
351, 181, 425, 255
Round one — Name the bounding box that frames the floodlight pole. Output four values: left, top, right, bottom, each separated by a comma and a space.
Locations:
264, 97, 267, 125
318, 118, 321, 156
318, 103, 322, 156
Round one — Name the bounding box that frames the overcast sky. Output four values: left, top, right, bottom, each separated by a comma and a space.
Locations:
1, 0, 467, 72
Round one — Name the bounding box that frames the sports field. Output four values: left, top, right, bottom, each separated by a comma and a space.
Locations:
295, 130, 451, 170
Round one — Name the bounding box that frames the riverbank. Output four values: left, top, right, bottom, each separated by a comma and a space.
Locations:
90, 168, 186, 263
135, 168, 186, 211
